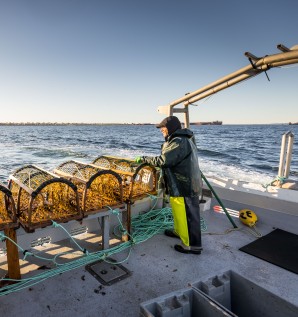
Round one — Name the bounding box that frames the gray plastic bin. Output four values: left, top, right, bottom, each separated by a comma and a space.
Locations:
140, 287, 235, 317
190, 270, 298, 317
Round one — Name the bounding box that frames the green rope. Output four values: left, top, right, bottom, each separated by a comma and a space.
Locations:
106, 206, 131, 240
200, 170, 238, 228
52, 221, 90, 256
0, 232, 6, 242
263, 175, 287, 189
0, 197, 208, 296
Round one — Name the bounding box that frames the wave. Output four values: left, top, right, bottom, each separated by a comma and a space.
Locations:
200, 160, 273, 185
198, 149, 240, 162
247, 163, 275, 171
31, 148, 89, 159
1, 124, 297, 184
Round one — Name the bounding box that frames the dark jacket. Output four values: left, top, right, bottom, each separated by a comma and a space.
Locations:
142, 128, 202, 197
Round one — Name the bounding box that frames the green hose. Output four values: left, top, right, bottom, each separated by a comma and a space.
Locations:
201, 171, 238, 228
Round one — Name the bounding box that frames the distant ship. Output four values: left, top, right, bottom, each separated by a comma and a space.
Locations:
190, 120, 222, 125
289, 122, 298, 125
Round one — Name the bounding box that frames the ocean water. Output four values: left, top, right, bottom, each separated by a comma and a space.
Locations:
0, 124, 297, 186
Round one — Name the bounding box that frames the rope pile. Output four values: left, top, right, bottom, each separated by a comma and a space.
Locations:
0, 201, 207, 296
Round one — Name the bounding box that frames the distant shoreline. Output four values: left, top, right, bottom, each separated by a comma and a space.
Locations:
0, 122, 292, 126
0, 122, 155, 126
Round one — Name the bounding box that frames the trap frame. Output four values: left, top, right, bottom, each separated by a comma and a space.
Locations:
91, 156, 158, 202
0, 183, 18, 231
8, 165, 81, 232
0, 183, 21, 282
53, 160, 124, 216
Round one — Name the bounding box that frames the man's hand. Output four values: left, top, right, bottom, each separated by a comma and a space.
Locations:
135, 156, 143, 163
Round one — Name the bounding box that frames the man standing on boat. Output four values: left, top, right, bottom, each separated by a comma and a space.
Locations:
135, 116, 203, 254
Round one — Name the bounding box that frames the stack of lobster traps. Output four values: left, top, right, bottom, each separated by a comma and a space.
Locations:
91, 156, 158, 202
53, 160, 124, 216
8, 165, 82, 232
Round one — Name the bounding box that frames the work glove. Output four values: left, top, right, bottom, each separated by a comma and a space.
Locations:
135, 156, 143, 163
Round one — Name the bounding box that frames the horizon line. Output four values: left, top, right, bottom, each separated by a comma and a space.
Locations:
0, 122, 293, 126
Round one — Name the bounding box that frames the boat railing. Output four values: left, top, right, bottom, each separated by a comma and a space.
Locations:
278, 131, 294, 180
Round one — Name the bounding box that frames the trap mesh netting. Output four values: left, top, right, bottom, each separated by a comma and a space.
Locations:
8, 165, 81, 232
0, 183, 18, 231
54, 160, 124, 215
91, 156, 158, 201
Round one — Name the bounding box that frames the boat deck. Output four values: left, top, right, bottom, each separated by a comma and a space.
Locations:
0, 197, 298, 317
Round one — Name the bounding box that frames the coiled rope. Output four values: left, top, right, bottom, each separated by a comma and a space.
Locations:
0, 194, 207, 296
263, 175, 287, 189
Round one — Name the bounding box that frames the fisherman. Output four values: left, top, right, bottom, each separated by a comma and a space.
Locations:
135, 115, 203, 254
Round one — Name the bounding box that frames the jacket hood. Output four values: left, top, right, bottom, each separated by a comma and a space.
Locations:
170, 128, 194, 139
156, 116, 182, 135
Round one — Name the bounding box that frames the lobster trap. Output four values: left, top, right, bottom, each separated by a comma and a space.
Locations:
91, 156, 158, 201
0, 183, 18, 231
53, 160, 124, 215
0, 183, 21, 282
8, 165, 81, 232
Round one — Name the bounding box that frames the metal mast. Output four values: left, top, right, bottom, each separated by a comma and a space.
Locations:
157, 44, 298, 128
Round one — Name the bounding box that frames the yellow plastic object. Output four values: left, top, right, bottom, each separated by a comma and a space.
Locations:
239, 209, 258, 227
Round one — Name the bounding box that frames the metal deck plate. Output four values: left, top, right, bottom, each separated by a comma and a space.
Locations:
85, 258, 131, 286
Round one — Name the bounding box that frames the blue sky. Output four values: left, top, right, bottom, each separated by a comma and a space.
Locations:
0, 0, 297, 124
